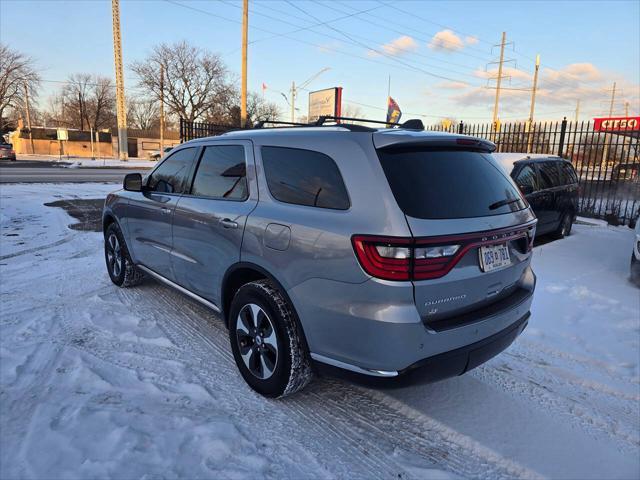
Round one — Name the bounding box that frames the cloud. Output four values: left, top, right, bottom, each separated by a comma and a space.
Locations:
428, 30, 464, 52
465, 35, 479, 45
543, 63, 602, 85
368, 36, 418, 57
435, 81, 470, 90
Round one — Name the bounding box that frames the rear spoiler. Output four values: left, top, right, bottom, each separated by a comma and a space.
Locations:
373, 131, 496, 152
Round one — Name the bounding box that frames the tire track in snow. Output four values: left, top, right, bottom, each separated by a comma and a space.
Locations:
114, 280, 544, 480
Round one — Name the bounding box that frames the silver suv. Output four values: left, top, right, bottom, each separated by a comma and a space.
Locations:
103, 122, 537, 397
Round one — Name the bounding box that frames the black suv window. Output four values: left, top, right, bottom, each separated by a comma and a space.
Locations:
561, 162, 578, 184
147, 147, 196, 194
377, 148, 526, 219
261, 146, 350, 210
514, 164, 538, 193
537, 161, 561, 189
191, 145, 248, 200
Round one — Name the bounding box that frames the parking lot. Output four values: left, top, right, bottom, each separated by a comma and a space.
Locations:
1, 182, 638, 479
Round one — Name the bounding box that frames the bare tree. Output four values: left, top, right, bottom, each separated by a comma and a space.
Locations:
130, 41, 235, 122
247, 92, 281, 123
0, 43, 40, 131
127, 97, 159, 130
55, 74, 116, 130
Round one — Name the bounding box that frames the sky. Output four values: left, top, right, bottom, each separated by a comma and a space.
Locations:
1, 0, 639, 125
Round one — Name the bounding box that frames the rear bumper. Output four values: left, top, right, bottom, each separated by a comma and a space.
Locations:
289, 266, 535, 375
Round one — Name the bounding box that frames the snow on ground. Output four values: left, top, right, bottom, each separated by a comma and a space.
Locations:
1, 183, 639, 480
16, 154, 156, 169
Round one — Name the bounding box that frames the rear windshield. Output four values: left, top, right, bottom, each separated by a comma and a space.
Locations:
377, 148, 527, 219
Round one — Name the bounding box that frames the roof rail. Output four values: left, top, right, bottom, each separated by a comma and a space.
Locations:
253, 120, 310, 129
316, 116, 425, 131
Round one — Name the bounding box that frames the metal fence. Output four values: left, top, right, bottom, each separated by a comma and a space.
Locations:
179, 117, 639, 225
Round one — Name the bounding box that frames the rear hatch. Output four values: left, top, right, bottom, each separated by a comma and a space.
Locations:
375, 137, 536, 331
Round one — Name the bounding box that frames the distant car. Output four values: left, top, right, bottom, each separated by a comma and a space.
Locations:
148, 146, 173, 160
631, 217, 640, 286
0, 142, 16, 161
494, 154, 578, 239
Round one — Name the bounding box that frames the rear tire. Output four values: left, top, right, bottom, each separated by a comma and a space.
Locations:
104, 223, 143, 287
229, 280, 312, 398
553, 212, 573, 239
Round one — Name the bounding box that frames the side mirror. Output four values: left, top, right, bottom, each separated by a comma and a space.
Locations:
123, 173, 143, 192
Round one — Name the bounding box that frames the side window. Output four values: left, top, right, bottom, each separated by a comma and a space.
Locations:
191, 145, 248, 200
147, 147, 196, 194
513, 164, 538, 193
537, 162, 561, 189
261, 146, 350, 210
561, 162, 578, 184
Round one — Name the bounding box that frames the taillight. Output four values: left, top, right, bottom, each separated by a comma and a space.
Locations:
352, 236, 411, 280
352, 222, 535, 282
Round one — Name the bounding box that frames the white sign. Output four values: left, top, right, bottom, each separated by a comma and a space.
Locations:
308, 87, 342, 122
56, 128, 68, 141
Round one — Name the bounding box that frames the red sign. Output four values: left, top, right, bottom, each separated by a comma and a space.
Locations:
594, 116, 640, 132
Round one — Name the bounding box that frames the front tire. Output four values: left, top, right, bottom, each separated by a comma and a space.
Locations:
229, 280, 313, 398
104, 223, 143, 287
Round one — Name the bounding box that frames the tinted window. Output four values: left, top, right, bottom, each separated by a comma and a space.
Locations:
377, 149, 527, 219
261, 147, 350, 210
537, 161, 561, 189
514, 164, 539, 193
147, 148, 196, 194
191, 145, 248, 200
561, 162, 578, 184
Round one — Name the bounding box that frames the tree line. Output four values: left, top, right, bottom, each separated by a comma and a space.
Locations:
0, 41, 280, 134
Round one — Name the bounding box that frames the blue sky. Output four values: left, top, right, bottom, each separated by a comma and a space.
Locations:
2, 0, 639, 123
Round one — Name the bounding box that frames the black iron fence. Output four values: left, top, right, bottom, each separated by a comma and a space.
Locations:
179, 117, 639, 225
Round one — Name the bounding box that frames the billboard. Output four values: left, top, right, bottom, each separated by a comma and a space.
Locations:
308, 87, 342, 122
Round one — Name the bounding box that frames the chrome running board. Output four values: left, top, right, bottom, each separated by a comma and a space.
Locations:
137, 265, 221, 313
310, 353, 398, 377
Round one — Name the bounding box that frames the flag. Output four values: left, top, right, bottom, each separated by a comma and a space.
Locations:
386, 96, 402, 126
262, 82, 268, 91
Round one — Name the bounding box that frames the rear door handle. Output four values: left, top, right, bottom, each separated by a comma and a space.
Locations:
161, 207, 171, 215
220, 218, 238, 229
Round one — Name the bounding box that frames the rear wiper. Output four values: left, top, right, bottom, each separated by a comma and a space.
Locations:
489, 197, 521, 210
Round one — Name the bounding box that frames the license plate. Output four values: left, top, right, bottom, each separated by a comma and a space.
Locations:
479, 243, 511, 272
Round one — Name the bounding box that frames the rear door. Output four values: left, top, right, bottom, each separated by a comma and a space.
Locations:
171, 141, 257, 305
126, 147, 198, 278
376, 147, 536, 326
535, 161, 562, 232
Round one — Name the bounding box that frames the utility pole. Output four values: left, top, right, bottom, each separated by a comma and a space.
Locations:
526, 54, 540, 152
24, 81, 35, 154
624, 101, 629, 117
78, 91, 84, 131
575, 99, 580, 123
240, 0, 248, 128
290, 81, 296, 122
492, 32, 507, 133
159, 63, 165, 153
602, 81, 616, 164
111, 0, 128, 160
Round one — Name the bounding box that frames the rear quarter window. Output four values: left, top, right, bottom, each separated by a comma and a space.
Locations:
261, 146, 350, 210
561, 162, 578, 184
537, 161, 562, 189
377, 148, 527, 219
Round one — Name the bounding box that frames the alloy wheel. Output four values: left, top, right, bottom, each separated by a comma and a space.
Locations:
106, 233, 123, 278
236, 303, 278, 379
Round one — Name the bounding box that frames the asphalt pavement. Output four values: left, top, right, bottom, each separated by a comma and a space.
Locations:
0, 159, 146, 183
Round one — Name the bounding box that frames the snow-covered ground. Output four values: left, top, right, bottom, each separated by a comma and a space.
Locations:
16, 154, 156, 168
1, 183, 638, 480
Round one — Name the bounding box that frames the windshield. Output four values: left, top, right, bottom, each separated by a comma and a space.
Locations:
377, 148, 527, 219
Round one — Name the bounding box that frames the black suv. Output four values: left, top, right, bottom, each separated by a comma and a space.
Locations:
496, 155, 578, 238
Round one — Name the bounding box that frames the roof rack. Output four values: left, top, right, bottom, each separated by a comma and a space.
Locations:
316, 116, 424, 131
253, 120, 310, 129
